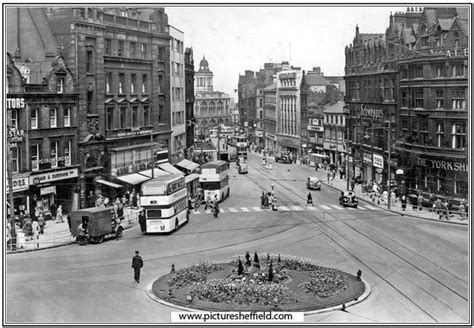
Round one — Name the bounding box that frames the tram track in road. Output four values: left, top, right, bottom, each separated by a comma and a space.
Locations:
244, 157, 468, 322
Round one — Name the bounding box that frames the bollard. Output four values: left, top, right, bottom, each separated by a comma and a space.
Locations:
37, 226, 40, 249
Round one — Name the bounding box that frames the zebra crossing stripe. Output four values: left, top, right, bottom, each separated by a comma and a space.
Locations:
320, 205, 332, 210
241, 207, 250, 212
364, 205, 377, 210
357, 206, 366, 210
307, 206, 318, 210
252, 207, 263, 211
219, 208, 225, 213
330, 205, 344, 210
279, 206, 290, 211
228, 207, 238, 212
290, 205, 304, 211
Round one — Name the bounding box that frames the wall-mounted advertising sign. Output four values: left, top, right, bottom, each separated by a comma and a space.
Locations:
373, 154, 384, 169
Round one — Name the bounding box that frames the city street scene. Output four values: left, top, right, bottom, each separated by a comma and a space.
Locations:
4, 4, 470, 325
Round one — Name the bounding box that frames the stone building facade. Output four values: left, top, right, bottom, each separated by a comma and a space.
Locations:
345, 7, 469, 202
184, 47, 195, 159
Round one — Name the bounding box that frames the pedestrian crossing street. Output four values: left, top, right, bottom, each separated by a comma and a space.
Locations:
192, 204, 378, 215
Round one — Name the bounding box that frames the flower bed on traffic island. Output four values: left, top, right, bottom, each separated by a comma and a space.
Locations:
151, 253, 366, 312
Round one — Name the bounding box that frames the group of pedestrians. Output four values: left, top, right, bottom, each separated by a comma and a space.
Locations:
204, 194, 220, 217
260, 191, 277, 211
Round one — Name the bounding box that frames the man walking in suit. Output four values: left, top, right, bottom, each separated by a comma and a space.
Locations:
132, 250, 144, 283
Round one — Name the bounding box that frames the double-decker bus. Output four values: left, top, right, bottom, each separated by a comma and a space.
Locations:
140, 174, 189, 233
199, 161, 230, 202
228, 135, 248, 161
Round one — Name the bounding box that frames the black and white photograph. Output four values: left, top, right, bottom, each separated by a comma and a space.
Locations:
3, 2, 471, 325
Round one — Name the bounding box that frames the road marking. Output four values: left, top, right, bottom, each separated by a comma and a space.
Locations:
241, 207, 250, 212
228, 207, 238, 212
307, 206, 318, 210
252, 207, 263, 211
290, 205, 304, 211
279, 206, 290, 211
329, 205, 344, 210
357, 206, 367, 210
364, 205, 377, 210
320, 205, 332, 210
219, 208, 225, 213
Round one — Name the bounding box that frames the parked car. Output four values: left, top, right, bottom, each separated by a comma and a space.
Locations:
339, 191, 358, 208
275, 153, 291, 164
238, 163, 248, 174
306, 176, 321, 190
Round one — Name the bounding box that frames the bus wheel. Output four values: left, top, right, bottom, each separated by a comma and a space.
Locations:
116, 226, 123, 239
92, 235, 104, 244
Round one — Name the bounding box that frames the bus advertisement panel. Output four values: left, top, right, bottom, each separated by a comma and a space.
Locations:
140, 174, 189, 233
199, 161, 230, 202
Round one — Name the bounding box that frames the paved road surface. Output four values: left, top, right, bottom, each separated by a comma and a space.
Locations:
5, 153, 469, 324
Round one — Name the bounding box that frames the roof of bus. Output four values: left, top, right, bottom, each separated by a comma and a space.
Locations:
201, 160, 228, 168
141, 173, 183, 184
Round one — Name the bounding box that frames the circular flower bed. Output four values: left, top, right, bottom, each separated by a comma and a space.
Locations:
151, 253, 366, 312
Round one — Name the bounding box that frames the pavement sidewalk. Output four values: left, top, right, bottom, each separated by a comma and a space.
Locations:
252, 151, 468, 226
7, 207, 139, 254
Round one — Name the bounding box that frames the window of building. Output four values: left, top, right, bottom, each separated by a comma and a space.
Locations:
120, 106, 126, 129
435, 90, 444, 109
106, 72, 112, 93
106, 107, 114, 130
452, 89, 465, 109
64, 107, 71, 126
11, 146, 19, 173
435, 64, 443, 77
64, 140, 71, 166
132, 106, 138, 127
142, 74, 148, 93
143, 105, 149, 126
31, 109, 38, 129
452, 124, 466, 149
131, 74, 136, 94
452, 64, 465, 77
105, 39, 112, 55
413, 89, 423, 108
419, 120, 428, 145
130, 42, 136, 57
158, 104, 163, 123
50, 140, 58, 168
436, 123, 444, 147
141, 43, 147, 59
50, 108, 57, 128
87, 91, 94, 113
158, 46, 165, 60
119, 74, 124, 94
10, 109, 18, 129
158, 75, 163, 93
118, 40, 124, 57
31, 144, 40, 171
401, 89, 408, 107
86, 50, 93, 72
57, 77, 65, 93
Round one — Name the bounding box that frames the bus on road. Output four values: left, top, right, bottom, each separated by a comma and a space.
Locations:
140, 174, 189, 233
228, 135, 248, 161
199, 160, 230, 202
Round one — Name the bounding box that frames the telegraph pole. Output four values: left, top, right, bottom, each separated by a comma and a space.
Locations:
387, 120, 391, 210
150, 129, 154, 179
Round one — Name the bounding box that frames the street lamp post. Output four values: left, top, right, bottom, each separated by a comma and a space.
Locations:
386, 120, 392, 210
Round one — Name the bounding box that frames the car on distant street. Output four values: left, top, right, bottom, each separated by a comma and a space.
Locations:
238, 163, 248, 174
339, 191, 358, 208
306, 176, 321, 190
275, 153, 291, 164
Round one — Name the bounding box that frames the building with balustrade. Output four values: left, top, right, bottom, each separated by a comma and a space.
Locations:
345, 6, 469, 203
184, 47, 195, 159
193, 56, 232, 133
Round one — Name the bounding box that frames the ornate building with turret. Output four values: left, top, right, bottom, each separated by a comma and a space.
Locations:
193, 56, 232, 135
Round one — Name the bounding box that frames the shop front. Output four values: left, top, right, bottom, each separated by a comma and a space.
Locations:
6, 173, 30, 217
29, 167, 80, 216
276, 135, 301, 157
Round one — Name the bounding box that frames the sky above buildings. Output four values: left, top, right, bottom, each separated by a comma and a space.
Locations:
166, 5, 406, 99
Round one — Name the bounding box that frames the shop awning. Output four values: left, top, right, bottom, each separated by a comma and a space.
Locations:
138, 168, 172, 178
185, 173, 200, 184
115, 173, 151, 185
96, 179, 123, 189
176, 159, 200, 172
158, 162, 184, 176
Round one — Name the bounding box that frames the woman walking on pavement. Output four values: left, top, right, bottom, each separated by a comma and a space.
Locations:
307, 192, 313, 206
55, 204, 63, 223
38, 213, 45, 234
